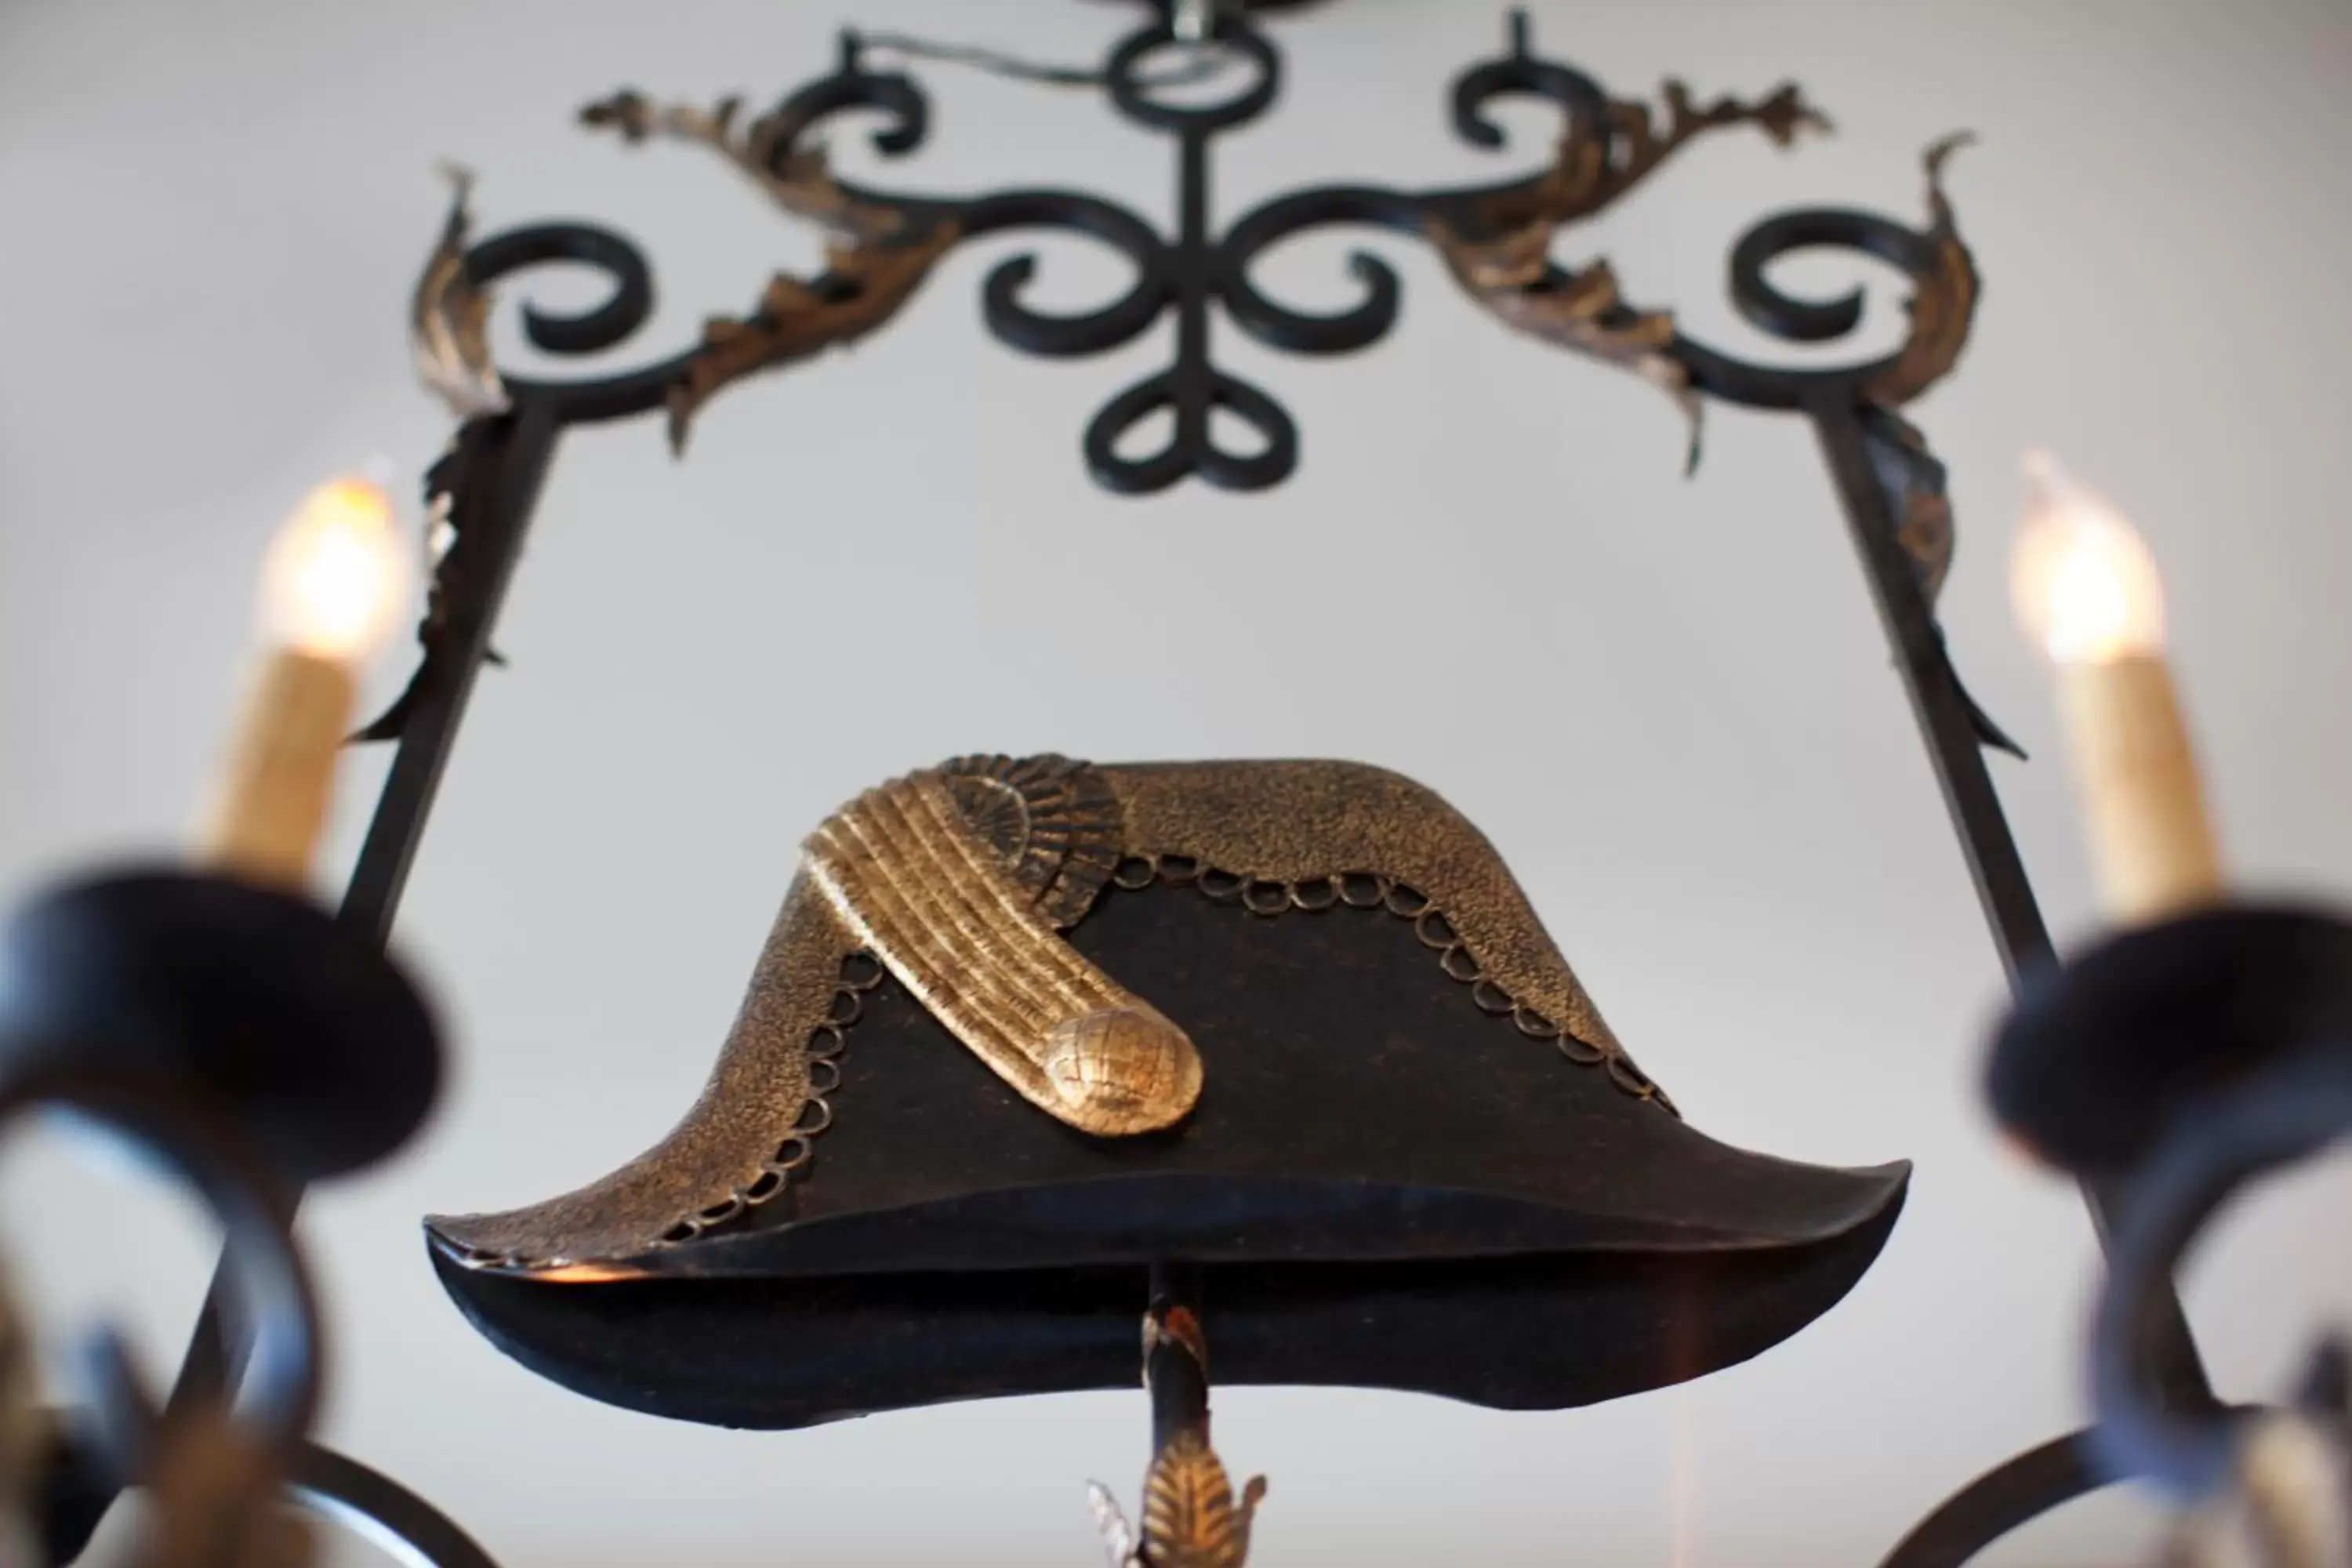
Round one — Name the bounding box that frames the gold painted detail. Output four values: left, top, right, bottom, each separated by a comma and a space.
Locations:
429, 757, 1661, 1272
1425, 229, 1700, 458
648, 951, 878, 1247
459, 951, 879, 1270
1515, 82, 1826, 230
940, 753, 1126, 928
1092, 1308, 1265, 1568
1112, 852, 1676, 1113
662, 227, 960, 455
579, 89, 961, 453
1429, 80, 1827, 458
579, 91, 907, 240
436, 887, 865, 1272
1091, 1439, 1265, 1568
1130, 1431, 1266, 1568
804, 771, 1203, 1138
408, 163, 511, 419
1871, 407, 1955, 604
1102, 762, 1614, 1046
1145, 1303, 1211, 1375
1861, 132, 1980, 411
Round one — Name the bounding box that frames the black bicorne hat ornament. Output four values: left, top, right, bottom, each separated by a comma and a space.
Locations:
427, 755, 1907, 1429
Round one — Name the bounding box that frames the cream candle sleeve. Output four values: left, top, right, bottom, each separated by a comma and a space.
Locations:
2056, 654, 2221, 924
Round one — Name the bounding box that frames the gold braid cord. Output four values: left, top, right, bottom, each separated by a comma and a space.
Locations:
804, 771, 1204, 1138
580, 89, 962, 454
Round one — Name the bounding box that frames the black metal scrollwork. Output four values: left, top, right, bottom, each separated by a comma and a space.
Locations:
441, 7, 1973, 496
0, 1073, 322, 1567
1677, 131, 1979, 413
1880, 906, 2352, 1567
461, 224, 675, 423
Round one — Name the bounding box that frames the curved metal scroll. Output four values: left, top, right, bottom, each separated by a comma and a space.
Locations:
1880, 1053, 2352, 1565
0, 1072, 321, 1565
0, 1076, 506, 1567
1876, 1428, 2103, 1568
1675, 131, 1978, 418
0, 1074, 320, 1457
365, 3, 2015, 750
417, 6, 1975, 496
292, 1440, 505, 1568
2090, 1069, 2352, 1497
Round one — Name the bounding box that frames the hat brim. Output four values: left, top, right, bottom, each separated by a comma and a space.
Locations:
430, 866, 1905, 1427
431, 1181, 1901, 1428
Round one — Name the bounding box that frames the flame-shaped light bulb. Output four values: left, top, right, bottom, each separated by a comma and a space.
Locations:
260, 476, 410, 663
2010, 451, 2169, 666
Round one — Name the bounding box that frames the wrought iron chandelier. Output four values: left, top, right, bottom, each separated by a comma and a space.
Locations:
3, 3, 2347, 1566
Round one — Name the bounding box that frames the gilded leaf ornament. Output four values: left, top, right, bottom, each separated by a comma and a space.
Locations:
408, 163, 511, 419
1430, 78, 1828, 466
1091, 1430, 1266, 1568
580, 87, 955, 452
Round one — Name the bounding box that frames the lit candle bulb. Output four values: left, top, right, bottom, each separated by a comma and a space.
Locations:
2011, 452, 2220, 924
201, 476, 409, 890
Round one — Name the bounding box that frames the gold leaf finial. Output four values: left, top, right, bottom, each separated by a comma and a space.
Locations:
1092, 1430, 1267, 1568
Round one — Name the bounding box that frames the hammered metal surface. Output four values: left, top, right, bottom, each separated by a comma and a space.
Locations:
429, 877, 844, 1268
1101, 760, 1625, 1061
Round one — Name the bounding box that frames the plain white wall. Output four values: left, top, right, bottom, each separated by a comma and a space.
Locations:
5, 1, 2351, 1563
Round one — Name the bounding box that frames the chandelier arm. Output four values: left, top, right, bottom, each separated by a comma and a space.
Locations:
1807, 394, 2053, 977
1813, 389, 2221, 1560
959, 189, 1174, 358
162, 403, 564, 1551
6, 1073, 323, 1566
463, 224, 699, 424
1874, 1063, 2344, 1568
1448, 7, 1609, 154
343, 406, 567, 912
6, 1075, 320, 1450
1218, 184, 1413, 355
291, 1440, 506, 1568
761, 28, 931, 161
1872, 1428, 2103, 1568
2090, 1071, 2352, 1495
1670, 135, 1978, 419
1146, 1263, 1210, 1456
